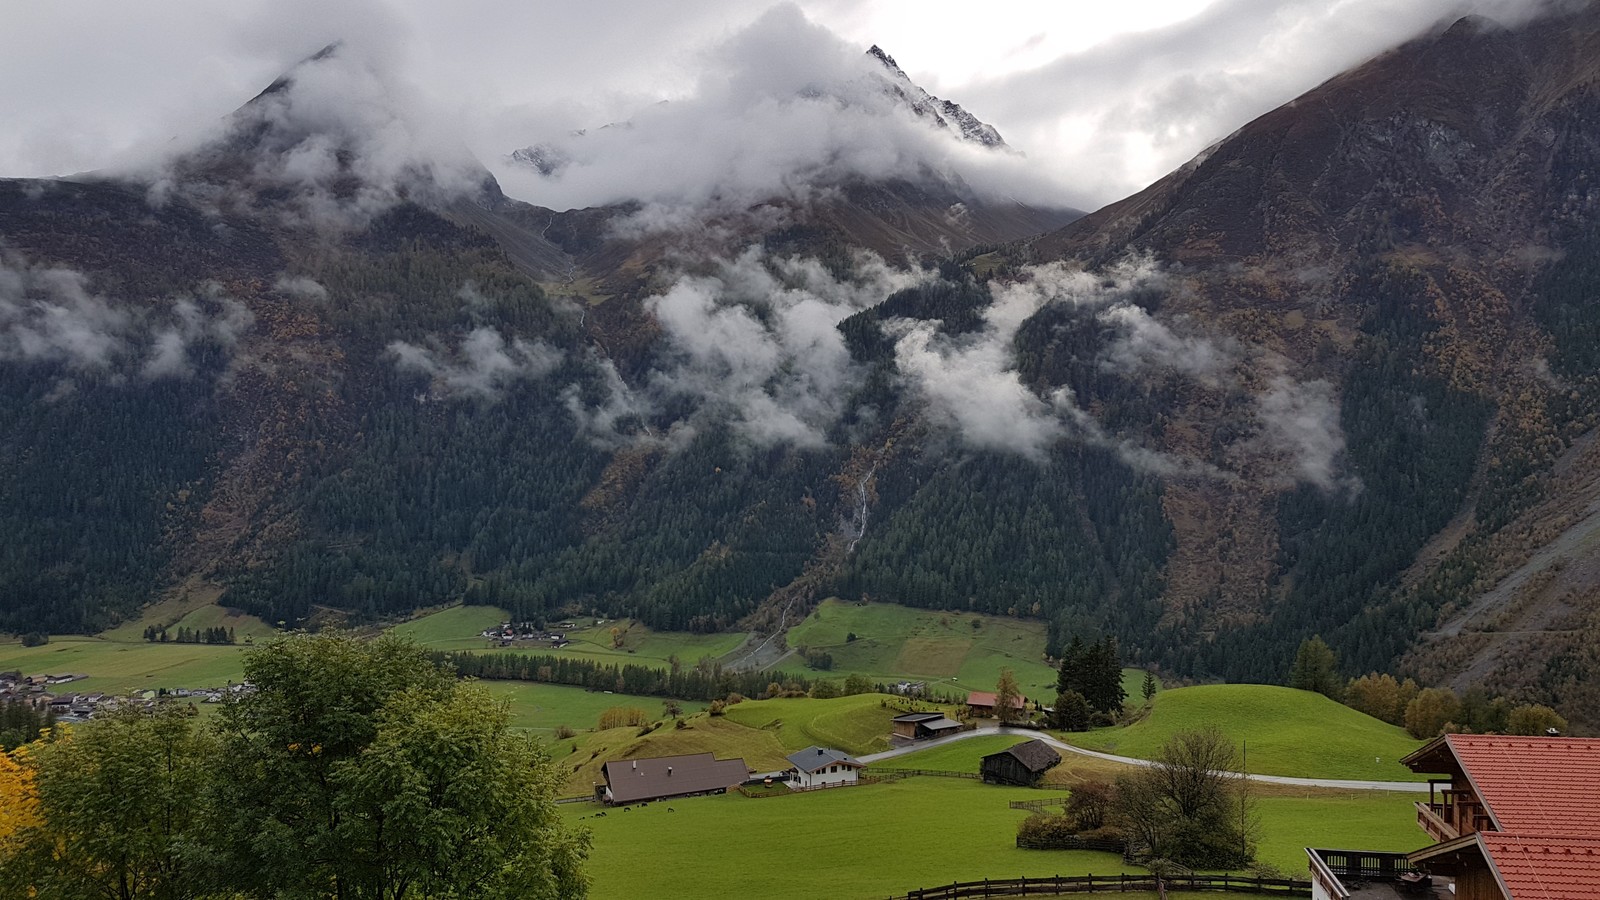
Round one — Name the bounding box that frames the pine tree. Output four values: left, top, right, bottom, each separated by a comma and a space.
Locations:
1141, 670, 1158, 703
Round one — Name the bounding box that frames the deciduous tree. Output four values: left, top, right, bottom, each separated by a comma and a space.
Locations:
995, 668, 1022, 723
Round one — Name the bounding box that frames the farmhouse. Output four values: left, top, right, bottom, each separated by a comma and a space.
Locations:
980, 739, 1060, 786
891, 712, 965, 741
1307, 735, 1600, 900
966, 690, 1026, 718
598, 752, 749, 805
786, 746, 864, 789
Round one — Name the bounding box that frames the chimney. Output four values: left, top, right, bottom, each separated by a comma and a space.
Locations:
632, 760, 637, 769
667, 767, 673, 776
817, 748, 823, 755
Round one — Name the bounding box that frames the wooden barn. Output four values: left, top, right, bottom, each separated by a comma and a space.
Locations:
981, 739, 1061, 786
891, 712, 965, 741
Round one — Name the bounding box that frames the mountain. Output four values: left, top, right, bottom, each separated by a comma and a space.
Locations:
1012, 6, 1600, 725
3, 11, 1600, 730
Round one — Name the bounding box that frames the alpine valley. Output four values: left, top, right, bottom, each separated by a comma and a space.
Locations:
4, 4, 1600, 732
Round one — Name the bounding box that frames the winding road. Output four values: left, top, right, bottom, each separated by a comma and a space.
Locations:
858, 724, 1430, 793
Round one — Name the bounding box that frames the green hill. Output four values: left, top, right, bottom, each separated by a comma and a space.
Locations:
1072, 684, 1426, 781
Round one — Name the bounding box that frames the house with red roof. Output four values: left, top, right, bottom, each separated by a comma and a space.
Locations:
1402, 735, 1600, 900
966, 690, 1026, 718
1307, 735, 1600, 900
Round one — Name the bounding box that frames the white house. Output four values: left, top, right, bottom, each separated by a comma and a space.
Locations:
786, 746, 864, 789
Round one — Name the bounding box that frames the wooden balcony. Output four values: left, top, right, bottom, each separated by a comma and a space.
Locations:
1415, 801, 1459, 843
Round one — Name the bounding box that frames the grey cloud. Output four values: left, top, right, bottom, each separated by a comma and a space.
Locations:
274, 275, 330, 301
0, 256, 251, 381
491, 4, 1068, 216
388, 326, 562, 400
645, 247, 923, 448
1254, 375, 1358, 494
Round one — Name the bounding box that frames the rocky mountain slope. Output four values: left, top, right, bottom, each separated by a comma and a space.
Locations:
3, 10, 1599, 728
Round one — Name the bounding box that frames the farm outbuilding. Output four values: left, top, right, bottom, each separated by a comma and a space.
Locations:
980, 739, 1061, 786
891, 712, 965, 741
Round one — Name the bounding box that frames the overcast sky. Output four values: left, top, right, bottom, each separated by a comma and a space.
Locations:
0, 0, 1563, 211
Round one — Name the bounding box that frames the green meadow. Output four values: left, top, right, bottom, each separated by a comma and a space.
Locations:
0, 636, 249, 694
718, 692, 903, 755
1070, 684, 1426, 781
567, 775, 1422, 899
477, 681, 707, 736
390, 606, 748, 669
782, 598, 1060, 696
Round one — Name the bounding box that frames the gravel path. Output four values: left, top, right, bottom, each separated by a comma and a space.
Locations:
860, 724, 1429, 793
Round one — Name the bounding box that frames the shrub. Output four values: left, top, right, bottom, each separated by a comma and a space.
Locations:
553, 724, 576, 740
1017, 813, 1079, 846
597, 706, 649, 730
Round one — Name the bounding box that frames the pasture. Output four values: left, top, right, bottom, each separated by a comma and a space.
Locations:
566, 773, 1422, 899
477, 681, 708, 736
718, 692, 902, 755
1070, 684, 1427, 781
391, 606, 748, 669
782, 599, 1059, 696
0, 636, 248, 693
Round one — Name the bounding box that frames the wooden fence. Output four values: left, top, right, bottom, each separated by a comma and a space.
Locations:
1010, 797, 1074, 812
865, 767, 980, 780
892, 873, 1312, 899
1015, 835, 1126, 853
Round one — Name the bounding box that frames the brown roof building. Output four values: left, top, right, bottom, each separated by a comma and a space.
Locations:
598, 752, 749, 805
981, 739, 1060, 786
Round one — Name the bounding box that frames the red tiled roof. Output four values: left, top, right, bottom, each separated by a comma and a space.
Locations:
1445, 735, 1600, 835
1481, 834, 1600, 900
967, 691, 1024, 709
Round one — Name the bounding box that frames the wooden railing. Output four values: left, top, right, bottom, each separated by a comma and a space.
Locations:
1308, 849, 1416, 882
891, 873, 1311, 899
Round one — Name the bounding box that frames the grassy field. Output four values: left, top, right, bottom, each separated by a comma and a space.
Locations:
568, 778, 1128, 899
477, 681, 708, 736
718, 693, 901, 755
390, 606, 748, 669
566, 774, 1422, 899
1069, 685, 1426, 781
0, 636, 249, 694
782, 599, 1060, 697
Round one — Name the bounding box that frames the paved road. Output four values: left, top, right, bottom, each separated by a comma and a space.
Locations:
860, 724, 1430, 793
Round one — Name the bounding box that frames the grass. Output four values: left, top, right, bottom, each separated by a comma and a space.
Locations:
390, 607, 748, 669
0, 636, 249, 694
567, 778, 1129, 900
887, 733, 1033, 771
389, 605, 510, 650
783, 599, 1061, 697
564, 774, 1422, 899
1070, 685, 1426, 781
553, 716, 791, 795
476, 681, 706, 736
718, 693, 900, 755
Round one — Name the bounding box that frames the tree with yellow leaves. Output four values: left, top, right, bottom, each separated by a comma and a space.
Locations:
0, 747, 39, 850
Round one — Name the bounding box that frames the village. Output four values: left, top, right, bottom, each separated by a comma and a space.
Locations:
0, 670, 254, 723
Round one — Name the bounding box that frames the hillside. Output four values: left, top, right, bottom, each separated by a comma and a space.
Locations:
2, 10, 1600, 727
1071, 685, 1425, 781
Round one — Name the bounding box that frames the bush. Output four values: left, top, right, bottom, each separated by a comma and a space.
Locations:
19, 632, 47, 647
553, 724, 576, 739
1066, 781, 1114, 830
597, 706, 649, 730
1017, 813, 1080, 846
708, 700, 726, 716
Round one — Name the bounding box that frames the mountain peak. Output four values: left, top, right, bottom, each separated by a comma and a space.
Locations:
862, 45, 1007, 149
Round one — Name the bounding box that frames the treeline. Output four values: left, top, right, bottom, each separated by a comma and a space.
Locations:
0, 634, 586, 899
436, 650, 813, 702
143, 625, 235, 644
1288, 637, 1569, 738
1051, 635, 1128, 730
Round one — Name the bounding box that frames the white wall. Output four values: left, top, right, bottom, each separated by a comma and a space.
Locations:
792, 764, 859, 789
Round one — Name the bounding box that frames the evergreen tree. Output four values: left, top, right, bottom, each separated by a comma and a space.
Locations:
1142, 670, 1158, 703
1287, 636, 1342, 699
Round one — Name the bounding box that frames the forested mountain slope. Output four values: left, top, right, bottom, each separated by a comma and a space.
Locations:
3, 10, 1599, 728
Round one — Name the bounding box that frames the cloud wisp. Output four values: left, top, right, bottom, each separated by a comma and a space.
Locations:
0, 255, 253, 385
